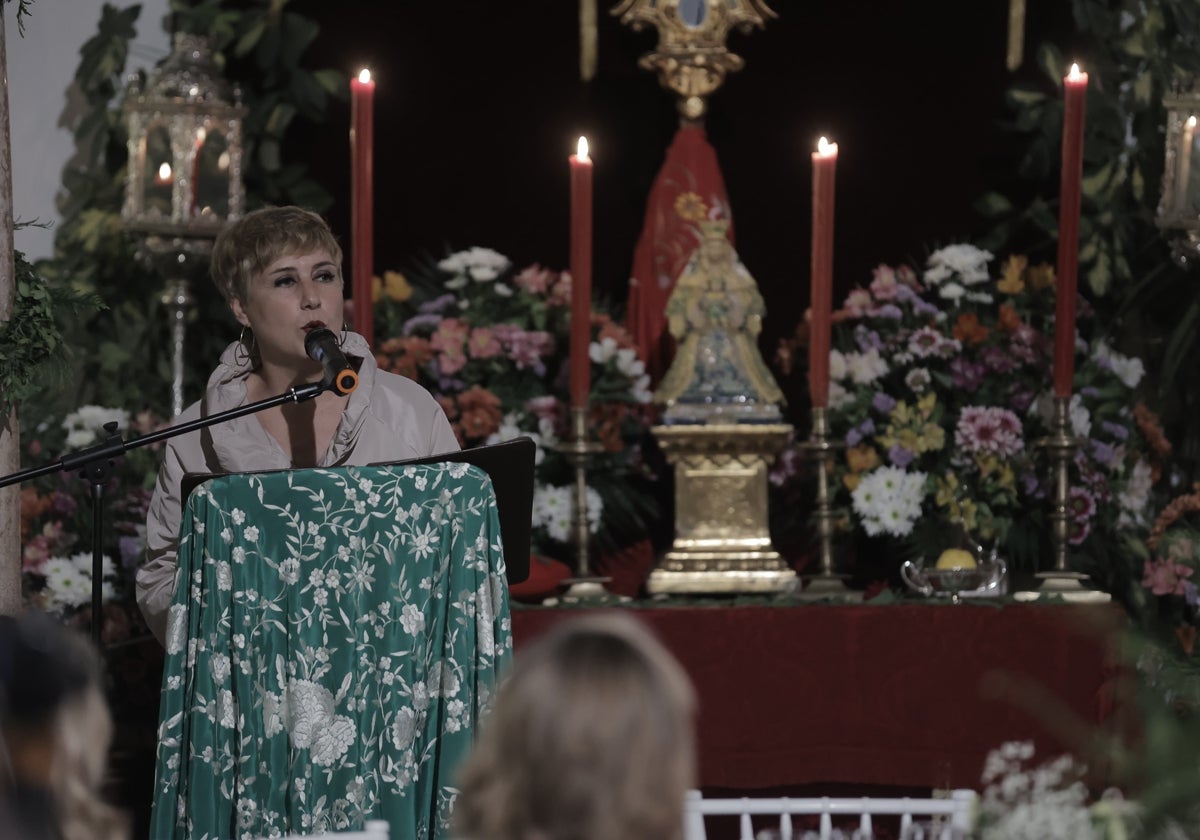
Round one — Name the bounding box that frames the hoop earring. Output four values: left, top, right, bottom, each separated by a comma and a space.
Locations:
234, 326, 256, 366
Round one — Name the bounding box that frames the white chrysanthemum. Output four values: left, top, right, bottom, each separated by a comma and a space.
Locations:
1091, 340, 1145, 389
41, 557, 91, 609
845, 347, 889, 385
615, 347, 645, 378
589, 336, 619, 363
1035, 392, 1091, 439
828, 349, 848, 382
924, 243, 993, 286
61, 405, 130, 448
391, 707, 417, 751
850, 466, 927, 537
1118, 459, 1154, 528
286, 679, 336, 750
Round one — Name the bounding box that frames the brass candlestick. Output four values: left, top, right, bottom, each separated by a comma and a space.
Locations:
558, 405, 611, 601
797, 406, 858, 600
1018, 395, 1110, 602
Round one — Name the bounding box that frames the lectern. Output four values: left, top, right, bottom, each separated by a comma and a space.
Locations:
150, 463, 512, 840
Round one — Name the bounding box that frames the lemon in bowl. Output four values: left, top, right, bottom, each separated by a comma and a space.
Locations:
935, 548, 978, 570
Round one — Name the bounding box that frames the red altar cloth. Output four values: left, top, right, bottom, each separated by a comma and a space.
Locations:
512, 602, 1129, 791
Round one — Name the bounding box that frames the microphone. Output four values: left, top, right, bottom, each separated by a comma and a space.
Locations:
304, 328, 359, 395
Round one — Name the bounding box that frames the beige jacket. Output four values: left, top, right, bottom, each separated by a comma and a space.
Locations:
135, 332, 459, 644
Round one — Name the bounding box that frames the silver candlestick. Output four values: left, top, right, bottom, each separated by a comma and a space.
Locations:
797, 406, 858, 600
1019, 395, 1110, 602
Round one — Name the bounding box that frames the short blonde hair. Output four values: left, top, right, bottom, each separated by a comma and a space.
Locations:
454, 613, 696, 840
210, 205, 343, 302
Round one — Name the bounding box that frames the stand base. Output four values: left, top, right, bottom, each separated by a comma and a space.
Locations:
1012, 571, 1112, 603
556, 577, 630, 604
795, 573, 862, 602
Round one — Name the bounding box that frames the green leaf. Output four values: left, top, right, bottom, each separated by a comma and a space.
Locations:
974, 191, 1014, 218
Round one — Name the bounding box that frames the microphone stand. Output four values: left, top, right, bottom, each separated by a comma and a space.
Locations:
0, 380, 329, 644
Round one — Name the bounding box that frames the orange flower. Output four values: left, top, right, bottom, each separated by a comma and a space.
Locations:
457, 386, 503, 441
997, 303, 1022, 333
952, 312, 989, 345
19, 487, 52, 540
1135, 402, 1172, 459
594, 313, 637, 349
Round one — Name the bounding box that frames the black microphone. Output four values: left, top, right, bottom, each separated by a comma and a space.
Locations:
304, 328, 359, 396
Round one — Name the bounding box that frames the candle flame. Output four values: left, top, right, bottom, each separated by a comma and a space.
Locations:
1068, 63, 1084, 80
576, 136, 589, 160
816, 136, 838, 157
358, 68, 372, 84
157, 162, 172, 182
1189, 115, 1198, 129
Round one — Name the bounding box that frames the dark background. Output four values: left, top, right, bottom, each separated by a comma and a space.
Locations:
288, 0, 1079, 407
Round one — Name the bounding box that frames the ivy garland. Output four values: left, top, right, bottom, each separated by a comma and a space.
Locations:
0, 252, 101, 418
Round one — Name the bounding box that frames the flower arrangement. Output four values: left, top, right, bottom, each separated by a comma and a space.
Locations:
977, 741, 1137, 839
775, 244, 1154, 582
371, 247, 657, 560
19, 404, 164, 640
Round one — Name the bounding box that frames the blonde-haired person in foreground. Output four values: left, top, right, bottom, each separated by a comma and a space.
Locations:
0, 611, 128, 840
454, 612, 697, 840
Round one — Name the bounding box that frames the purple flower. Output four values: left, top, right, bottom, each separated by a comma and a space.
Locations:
888, 445, 915, 468
1101, 420, 1129, 441
1089, 439, 1120, 467
846, 418, 876, 447
950, 357, 985, 391
911, 298, 940, 317
854, 326, 882, 352
419, 293, 457, 314
868, 304, 903, 320
1022, 471, 1042, 498
1008, 385, 1036, 413
980, 345, 1018, 374
1080, 386, 1101, 399
402, 313, 444, 335
119, 535, 144, 568
52, 492, 78, 517
872, 392, 897, 414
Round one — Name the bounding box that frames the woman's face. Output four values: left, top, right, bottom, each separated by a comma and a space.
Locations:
230, 249, 344, 369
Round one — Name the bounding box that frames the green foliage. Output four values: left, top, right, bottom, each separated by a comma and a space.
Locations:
31, 0, 342, 424
984, 0, 1200, 483
0, 252, 102, 418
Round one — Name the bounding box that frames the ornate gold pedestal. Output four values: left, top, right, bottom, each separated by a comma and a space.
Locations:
647, 423, 796, 594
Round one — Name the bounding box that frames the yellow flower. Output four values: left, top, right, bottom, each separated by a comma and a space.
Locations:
1027, 262, 1056, 291
914, 422, 945, 453
997, 254, 1027, 295
916, 392, 937, 419
372, 270, 413, 303
674, 191, 708, 223
846, 444, 880, 474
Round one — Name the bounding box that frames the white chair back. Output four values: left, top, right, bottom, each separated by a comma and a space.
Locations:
682, 789, 977, 840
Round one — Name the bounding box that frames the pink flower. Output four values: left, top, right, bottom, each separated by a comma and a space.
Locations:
431, 318, 470, 375
1143, 558, 1194, 596
514, 264, 556, 295
954, 406, 1024, 457
526, 395, 559, 422
467, 327, 502, 359
869, 265, 900, 300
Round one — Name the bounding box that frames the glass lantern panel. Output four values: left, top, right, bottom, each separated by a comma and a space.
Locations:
679, 0, 707, 27
193, 128, 231, 219
142, 123, 173, 219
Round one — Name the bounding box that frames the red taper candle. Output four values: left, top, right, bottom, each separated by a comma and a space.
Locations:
1054, 63, 1087, 398
569, 136, 594, 409
809, 136, 838, 409
350, 68, 375, 348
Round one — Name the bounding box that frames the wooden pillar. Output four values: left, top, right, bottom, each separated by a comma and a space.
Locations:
0, 8, 22, 615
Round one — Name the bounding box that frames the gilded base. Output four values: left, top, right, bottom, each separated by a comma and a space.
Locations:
647, 423, 795, 595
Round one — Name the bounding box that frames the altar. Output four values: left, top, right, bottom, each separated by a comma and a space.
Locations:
511, 601, 1131, 792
